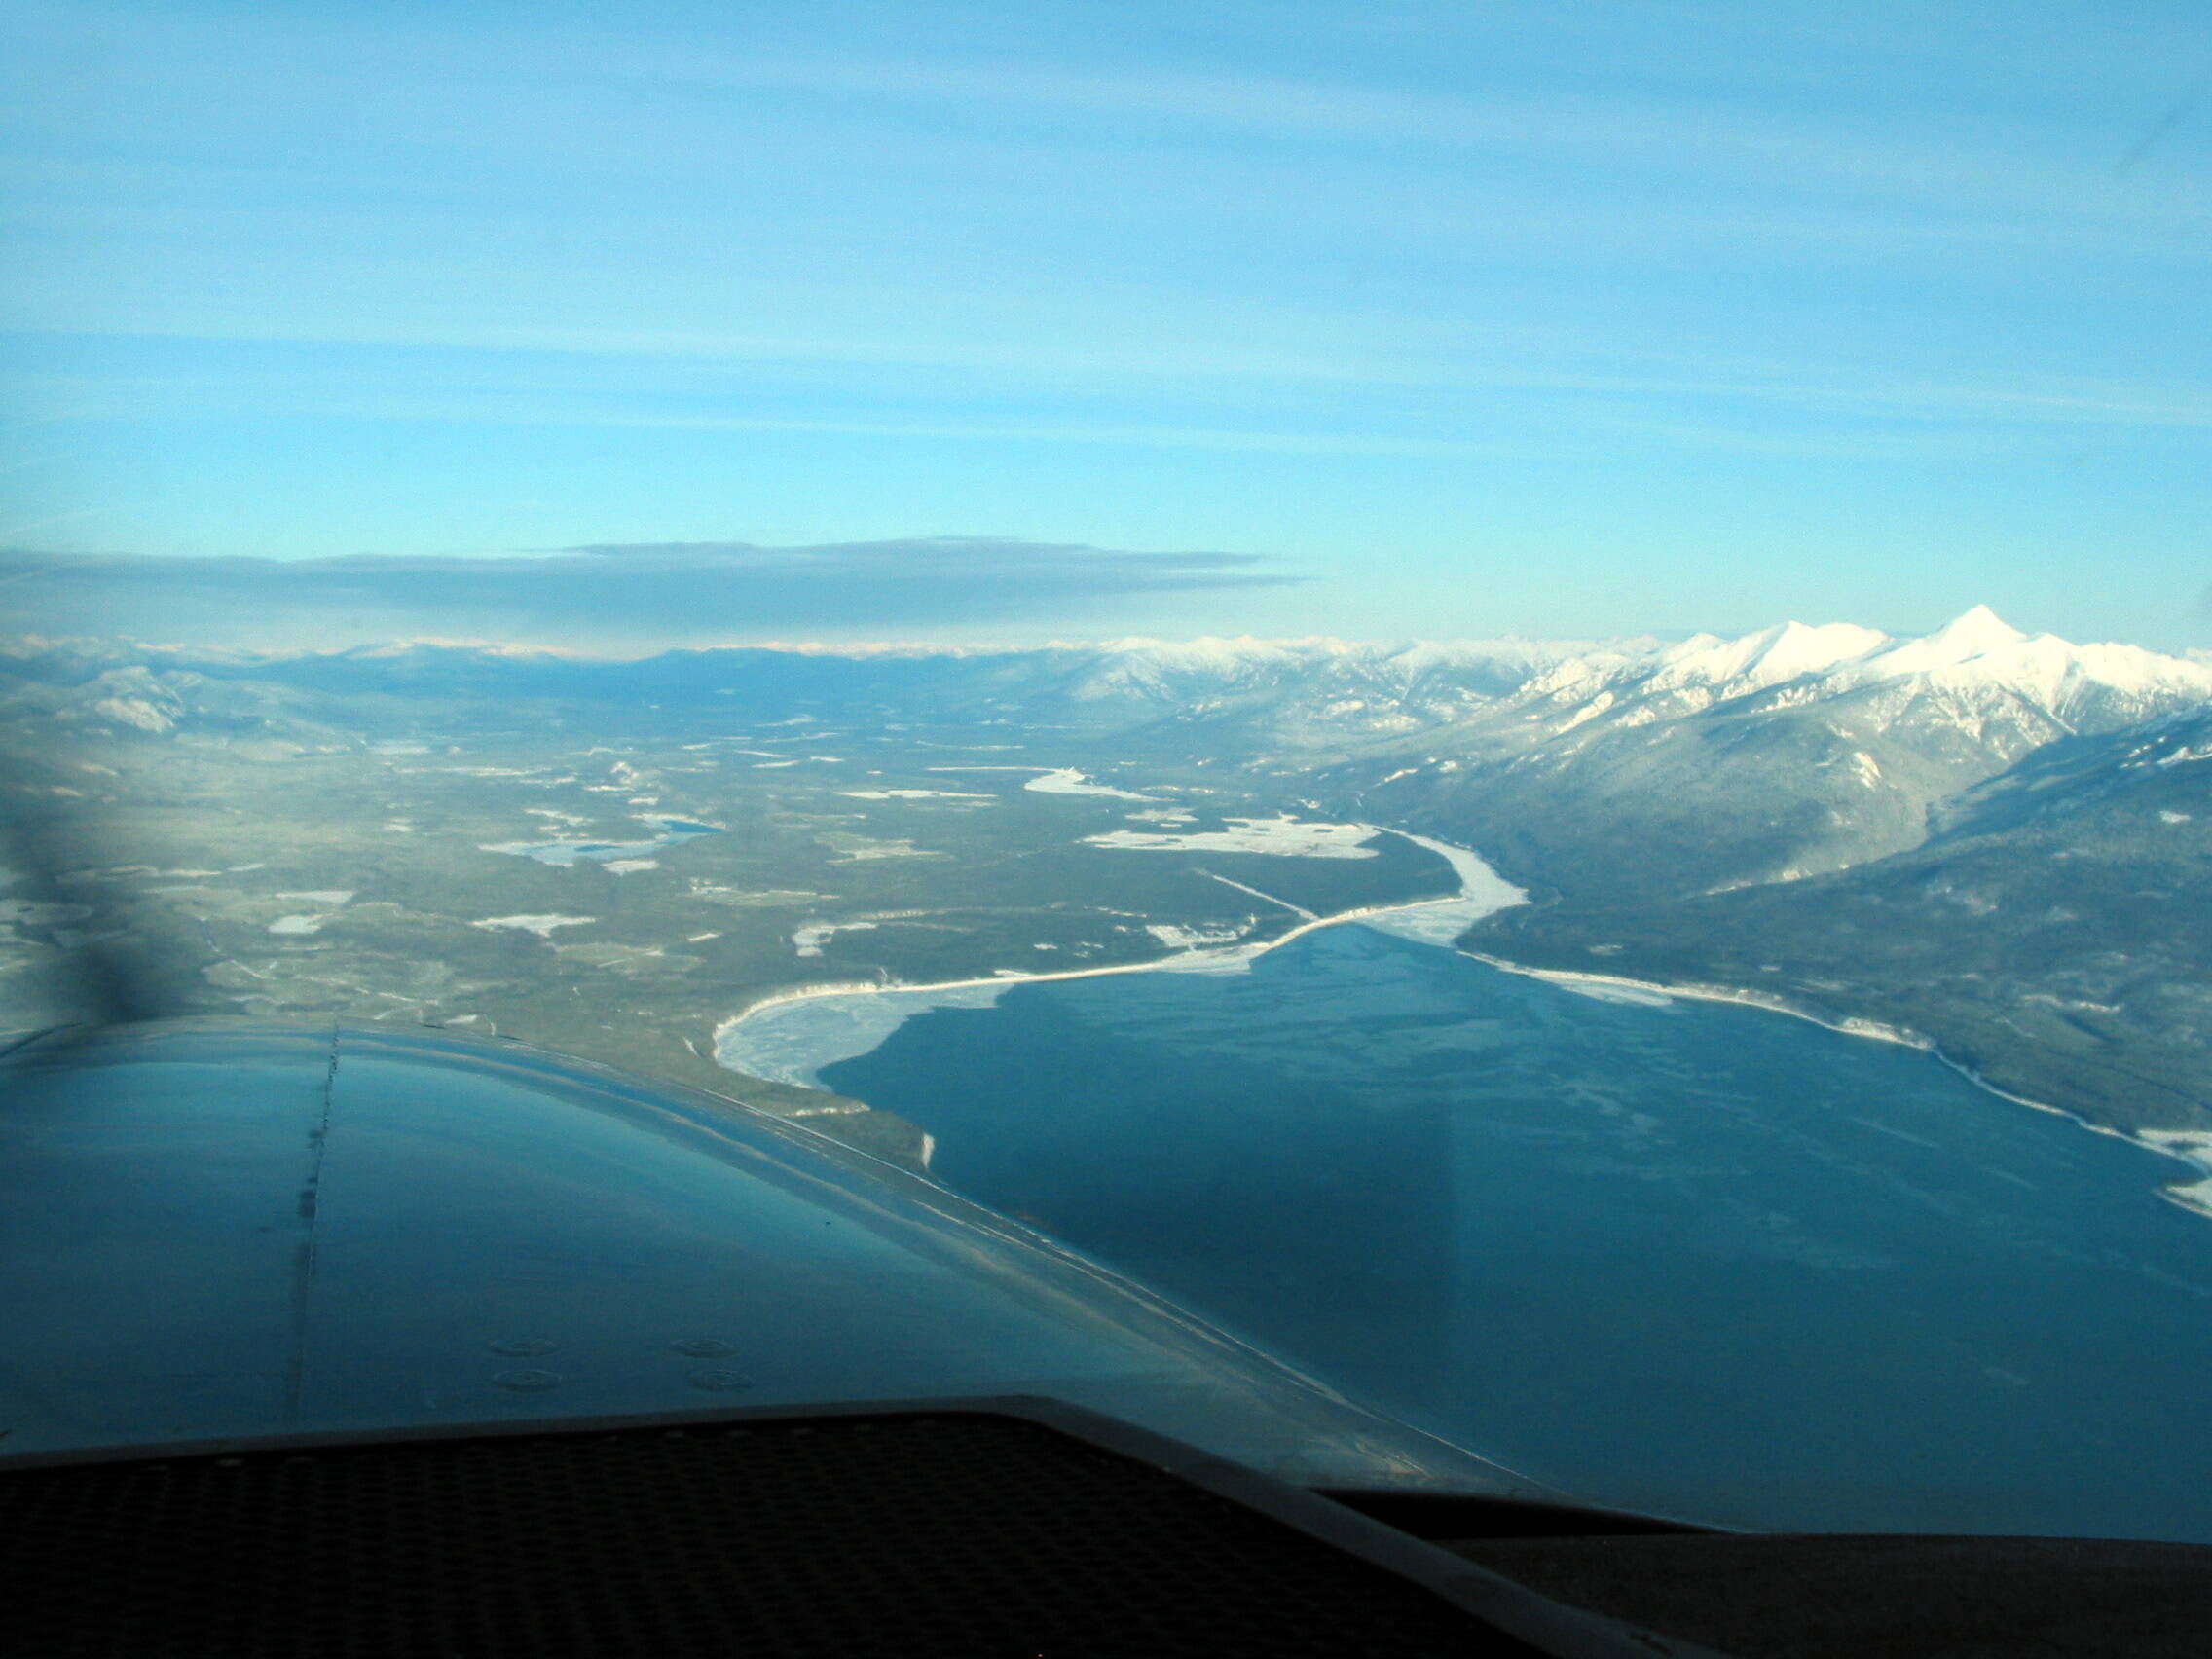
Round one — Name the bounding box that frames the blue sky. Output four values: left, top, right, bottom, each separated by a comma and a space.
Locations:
3, 0, 2209, 649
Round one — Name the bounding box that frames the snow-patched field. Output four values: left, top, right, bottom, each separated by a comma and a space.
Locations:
1025, 768, 1158, 800
1145, 922, 1249, 949
1084, 816, 1380, 859
480, 816, 719, 867
793, 919, 880, 957
471, 914, 596, 937
838, 789, 991, 800
821, 835, 940, 861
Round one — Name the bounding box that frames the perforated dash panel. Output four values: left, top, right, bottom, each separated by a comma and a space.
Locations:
0, 1411, 1530, 1658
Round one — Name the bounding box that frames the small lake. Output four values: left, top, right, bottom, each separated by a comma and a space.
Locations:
822, 921, 2212, 1541
484, 817, 721, 867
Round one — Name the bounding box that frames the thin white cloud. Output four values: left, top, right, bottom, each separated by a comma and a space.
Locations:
20, 314, 2212, 451
0, 537, 1306, 648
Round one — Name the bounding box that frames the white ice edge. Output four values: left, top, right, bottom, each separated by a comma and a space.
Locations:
1472, 956, 2212, 1220
714, 814, 2212, 1222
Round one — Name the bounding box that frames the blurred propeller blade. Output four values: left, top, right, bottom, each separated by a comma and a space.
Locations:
0, 784, 168, 1033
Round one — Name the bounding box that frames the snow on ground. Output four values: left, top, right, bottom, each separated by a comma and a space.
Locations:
689, 882, 826, 905
1025, 768, 1158, 800
480, 818, 716, 867
1357, 833, 1530, 946
718, 982, 1011, 1088
1084, 816, 1380, 858
793, 919, 880, 957
822, 836, 940, 860
1145, 922, 1248, 949
2140, 1131, 2212, 1217
839, 789, 991, 799
1551, 978, 1677, 1008
471, 914, 596, 937
268, 915, 326, 935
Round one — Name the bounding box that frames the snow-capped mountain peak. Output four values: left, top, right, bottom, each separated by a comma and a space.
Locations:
1821, 607, 2212, 723
1842, 606, 2033, 682
1928, 603, 2027, 657
1647, 619, 1890, 698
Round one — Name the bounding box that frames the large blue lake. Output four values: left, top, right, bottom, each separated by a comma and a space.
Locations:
823, 922, 2212, 1540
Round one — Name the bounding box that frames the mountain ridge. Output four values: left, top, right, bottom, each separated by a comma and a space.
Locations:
1467, 702, 2212, 1131
10, 609, 2209, 906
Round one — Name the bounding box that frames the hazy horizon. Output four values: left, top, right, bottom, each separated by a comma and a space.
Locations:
6, 1, 2210, 652
5, 562, 2200, 663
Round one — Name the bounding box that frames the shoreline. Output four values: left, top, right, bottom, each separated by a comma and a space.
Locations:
1461, 954, 1936, 1051
712, 812, 2212, 1221
1463, 953, 2212, 1221
712, 825, 1524, 1086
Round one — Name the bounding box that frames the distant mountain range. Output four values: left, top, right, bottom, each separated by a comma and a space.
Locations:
12, 606, 2206, 904
6, 608, 2209, 1128
1331, 605, 2212, 906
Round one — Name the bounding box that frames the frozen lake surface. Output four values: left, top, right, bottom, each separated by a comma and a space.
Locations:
479, 816, 721, 867
820, 921, 2212, 1542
